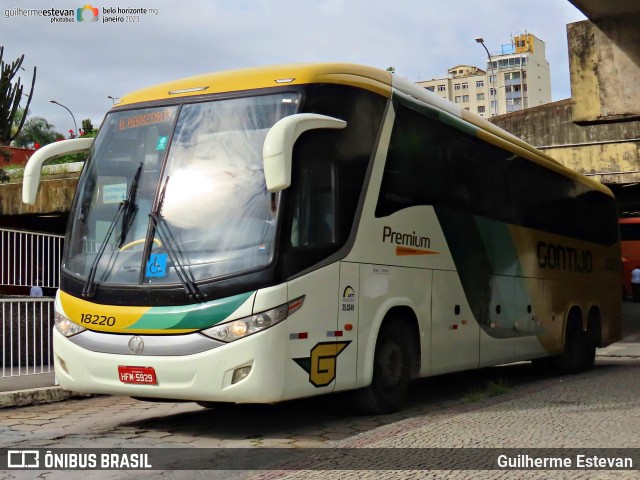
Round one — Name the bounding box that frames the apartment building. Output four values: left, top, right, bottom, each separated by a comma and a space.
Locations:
416, 33, 551, 117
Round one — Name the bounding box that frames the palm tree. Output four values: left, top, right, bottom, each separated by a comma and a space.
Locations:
13, 116, 63, 148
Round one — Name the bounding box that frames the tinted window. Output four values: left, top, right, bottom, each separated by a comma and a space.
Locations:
376, 103, 618, 246
282, 85, 386, 276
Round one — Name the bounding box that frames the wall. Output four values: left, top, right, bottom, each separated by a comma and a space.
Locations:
568, 17, 640, 124
490, 99, 640, 184
0, 147, 36, 168
0, 177, 79, 216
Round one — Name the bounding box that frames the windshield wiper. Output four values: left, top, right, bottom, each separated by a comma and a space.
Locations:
118, 163, 143, 248
81, 163, 143, 298
145, 176, 206, 302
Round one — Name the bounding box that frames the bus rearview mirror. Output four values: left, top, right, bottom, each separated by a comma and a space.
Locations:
22, 138, 94, 205
262, 113, 346, 192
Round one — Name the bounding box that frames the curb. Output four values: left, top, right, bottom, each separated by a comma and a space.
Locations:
0, 387, 92, 409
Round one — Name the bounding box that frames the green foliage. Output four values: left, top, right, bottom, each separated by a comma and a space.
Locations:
48, 128, 97, 164
0, 46, 36, 146
13, 116, 63, 148
464, 379, 510, 402
386, 66, 396, 73
81, 118, 94, 135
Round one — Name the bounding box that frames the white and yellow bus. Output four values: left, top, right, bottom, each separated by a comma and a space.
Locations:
23, 63, 621, 413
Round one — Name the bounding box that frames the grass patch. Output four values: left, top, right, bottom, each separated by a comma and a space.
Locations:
464, 379, 510, 402
486, 379, 510, 397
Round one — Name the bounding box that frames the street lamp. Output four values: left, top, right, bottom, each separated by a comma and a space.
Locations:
49, 99, 78, 138
107, 95, 120, 105
475, 37, 496, 116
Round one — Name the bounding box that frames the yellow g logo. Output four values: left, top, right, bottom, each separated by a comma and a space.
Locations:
294, 341, 350, 387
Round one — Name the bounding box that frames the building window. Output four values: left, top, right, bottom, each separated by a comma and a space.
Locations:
454, 96, 462, 103
477, 93, 485, 100
478, 106, 486, 113
476, 80, 484, 88
454, 83, 461, 90
489, 75, 497, 83
505, 85, 513, 93
490, 88, 497, 95
462, 95, 469, 102
425, 86, 435, 92
461, 82, 468, 89
437, 84, 446, 92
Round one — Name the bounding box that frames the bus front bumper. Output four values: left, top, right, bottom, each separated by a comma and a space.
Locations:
52, 325, 287, 404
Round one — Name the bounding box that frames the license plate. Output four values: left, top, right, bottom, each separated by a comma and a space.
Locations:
118, 366, 157, 385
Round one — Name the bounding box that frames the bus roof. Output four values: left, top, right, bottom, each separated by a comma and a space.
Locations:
116, 63, 393, 106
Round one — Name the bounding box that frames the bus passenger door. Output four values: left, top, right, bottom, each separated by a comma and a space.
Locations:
430, 270, 479, 375
334, 261, 359, 391
284, 263, 342, 400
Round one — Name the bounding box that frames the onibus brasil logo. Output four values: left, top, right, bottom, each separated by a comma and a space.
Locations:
77, 4, 99, 22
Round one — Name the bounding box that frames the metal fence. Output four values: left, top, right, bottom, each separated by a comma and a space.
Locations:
0, 228, 64, 289
1, 228, 62, 381
1, 298, 55, 378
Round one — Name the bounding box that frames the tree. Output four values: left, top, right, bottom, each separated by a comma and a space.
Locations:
13, 116, 63, 148
0, 46, 36, 146
386, 66, 396, 74
81, 118, 94, 135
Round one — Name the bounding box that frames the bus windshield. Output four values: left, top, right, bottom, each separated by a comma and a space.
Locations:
65, 93, 299, 288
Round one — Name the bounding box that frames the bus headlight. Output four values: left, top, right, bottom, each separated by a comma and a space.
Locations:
54, 311, 86, 337
201, 296, 304, 343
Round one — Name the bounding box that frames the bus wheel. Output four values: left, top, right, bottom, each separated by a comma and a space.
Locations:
584, 312, 601, 370
554, 317, 589, 374
354, 322, 411, 414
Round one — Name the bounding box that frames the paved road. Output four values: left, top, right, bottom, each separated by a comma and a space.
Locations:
1, 303, 640, 479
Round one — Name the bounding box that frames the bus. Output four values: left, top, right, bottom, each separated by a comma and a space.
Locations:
23, 63, 622, 413
620, 217, 640, 299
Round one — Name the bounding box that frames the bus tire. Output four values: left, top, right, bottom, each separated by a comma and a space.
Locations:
584, 311, 601, 369
354, 322, 411, 414
554, 316, 589, 374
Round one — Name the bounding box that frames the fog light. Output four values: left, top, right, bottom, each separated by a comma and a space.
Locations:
56, 355, 69, 374
231, 365, 252, 385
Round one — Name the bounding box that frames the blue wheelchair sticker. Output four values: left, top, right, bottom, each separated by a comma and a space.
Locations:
146, 253, 168, 278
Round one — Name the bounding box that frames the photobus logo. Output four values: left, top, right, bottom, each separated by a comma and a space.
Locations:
77, 4, 99, 22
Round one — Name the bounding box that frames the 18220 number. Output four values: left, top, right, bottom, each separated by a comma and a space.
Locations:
80, 313, 116, 326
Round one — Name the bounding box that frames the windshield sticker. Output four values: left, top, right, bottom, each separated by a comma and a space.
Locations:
103, 183, 127, 204
146, 253, 168, 278
156, 136, 168, 151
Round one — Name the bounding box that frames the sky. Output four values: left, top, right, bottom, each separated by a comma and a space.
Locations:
1, 0, 587, 136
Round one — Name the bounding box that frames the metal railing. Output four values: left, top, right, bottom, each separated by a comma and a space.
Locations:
1, 298, 55, 378
0, 228, 64, 289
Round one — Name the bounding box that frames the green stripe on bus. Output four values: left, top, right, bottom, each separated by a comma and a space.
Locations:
126, 291, 254, 331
